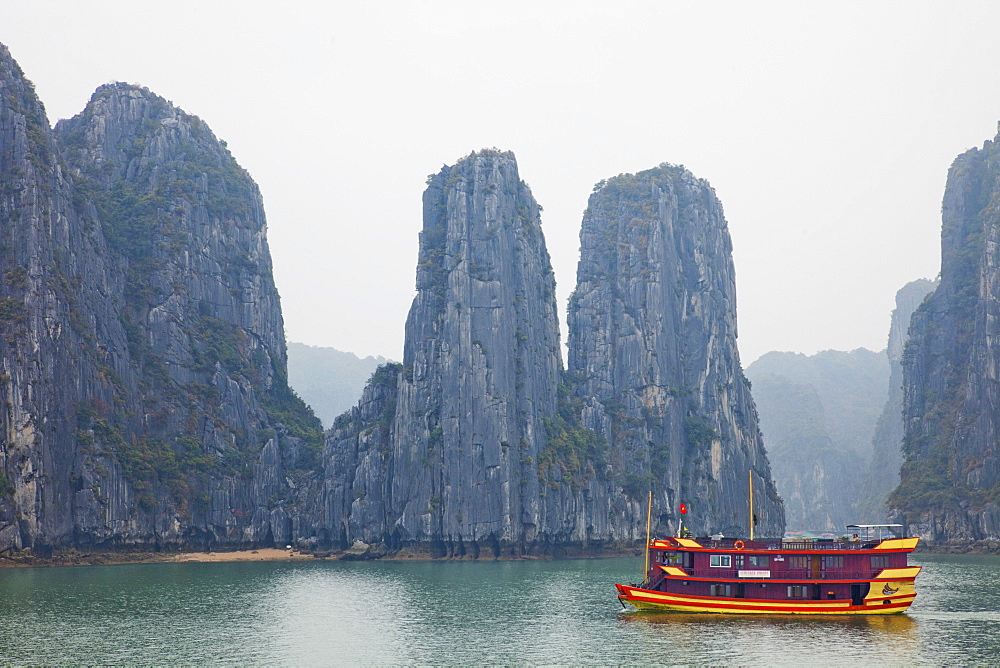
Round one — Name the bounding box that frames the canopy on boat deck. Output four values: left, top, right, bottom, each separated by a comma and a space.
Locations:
845, 524, 903, 541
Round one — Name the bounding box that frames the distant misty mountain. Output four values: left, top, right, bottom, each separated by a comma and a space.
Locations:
857, 278, 936, 523
746, 349, 890, 531
286, 343, 391, 427
748, 349, 890, 460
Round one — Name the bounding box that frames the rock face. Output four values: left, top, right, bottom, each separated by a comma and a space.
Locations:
745, 349, 890, 530
0, 46, 115, 552
857, 279, 936, 522
0, 42, 784, 555
568, 165, 784, 538
0, 45, 323, 553
893, 126, 1000, 545
328, 157, 784, 556
326, 151, 578, 556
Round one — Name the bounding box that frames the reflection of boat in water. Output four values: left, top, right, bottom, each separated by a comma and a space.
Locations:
615, 512, 921, 615
618, 608, 920, 632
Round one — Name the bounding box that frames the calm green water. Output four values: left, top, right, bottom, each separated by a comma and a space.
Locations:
0, 553, 996, 665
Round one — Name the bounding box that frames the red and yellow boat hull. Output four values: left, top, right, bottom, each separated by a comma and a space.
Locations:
616, 577, 917, 615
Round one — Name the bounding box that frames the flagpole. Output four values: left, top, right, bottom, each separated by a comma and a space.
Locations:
749, 469, 754, 541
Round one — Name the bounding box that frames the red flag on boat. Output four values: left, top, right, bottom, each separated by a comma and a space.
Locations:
679, 502, 688, 515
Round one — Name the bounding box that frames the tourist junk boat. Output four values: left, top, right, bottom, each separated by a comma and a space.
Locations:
615, 479, 921, 615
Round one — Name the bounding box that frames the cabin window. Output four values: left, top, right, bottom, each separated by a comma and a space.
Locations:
709, 584, 731, 597
787, 585, 806, 598
789, 556, 808, 569
710, 555, 732, 568
871, 555, 890, 569
748, 555, 769, 568
820, 555, 843, 570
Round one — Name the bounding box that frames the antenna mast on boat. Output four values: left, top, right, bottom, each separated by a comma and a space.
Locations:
644, 490, 652, 584
748, 470, 755, 541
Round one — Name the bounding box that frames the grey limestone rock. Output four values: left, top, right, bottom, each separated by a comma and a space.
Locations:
0, 45, 124, 550
894, 126, 1000, 545
0, 44, 324, 553
326, 151, 573, 556
327, 157, 785, 555
568, 164, 784, 539
0, 39, 785, 554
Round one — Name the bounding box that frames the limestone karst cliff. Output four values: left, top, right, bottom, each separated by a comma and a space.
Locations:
0, 45, 119, 551
892, 126, 1000, 545
889, 126, 1000, 543
857, 279, 936, 522
0, 44, 323, 553
567, 165, 784, 538
0, 41, 784, 556
327, 157, 784, 556
326, 150, 580, 555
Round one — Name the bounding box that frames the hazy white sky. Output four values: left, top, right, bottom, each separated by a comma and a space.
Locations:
6, 1, 997, 364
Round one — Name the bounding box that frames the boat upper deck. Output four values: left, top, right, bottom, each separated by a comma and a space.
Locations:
651, 536, 919, 553
647, 535, 919, 583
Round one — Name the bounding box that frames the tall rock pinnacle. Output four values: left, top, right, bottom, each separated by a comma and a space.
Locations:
326, 150, 571, 555
567, 164, 784, 537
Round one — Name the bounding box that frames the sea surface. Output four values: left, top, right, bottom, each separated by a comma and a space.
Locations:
0, 553, 996, 665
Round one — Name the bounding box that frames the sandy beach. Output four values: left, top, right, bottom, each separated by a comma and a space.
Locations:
167, 548, 320, 563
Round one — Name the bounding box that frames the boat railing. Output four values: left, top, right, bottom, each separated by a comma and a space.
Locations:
696, 539, 881, 551
663, 568, 887, 580
779, 541, 881, 551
